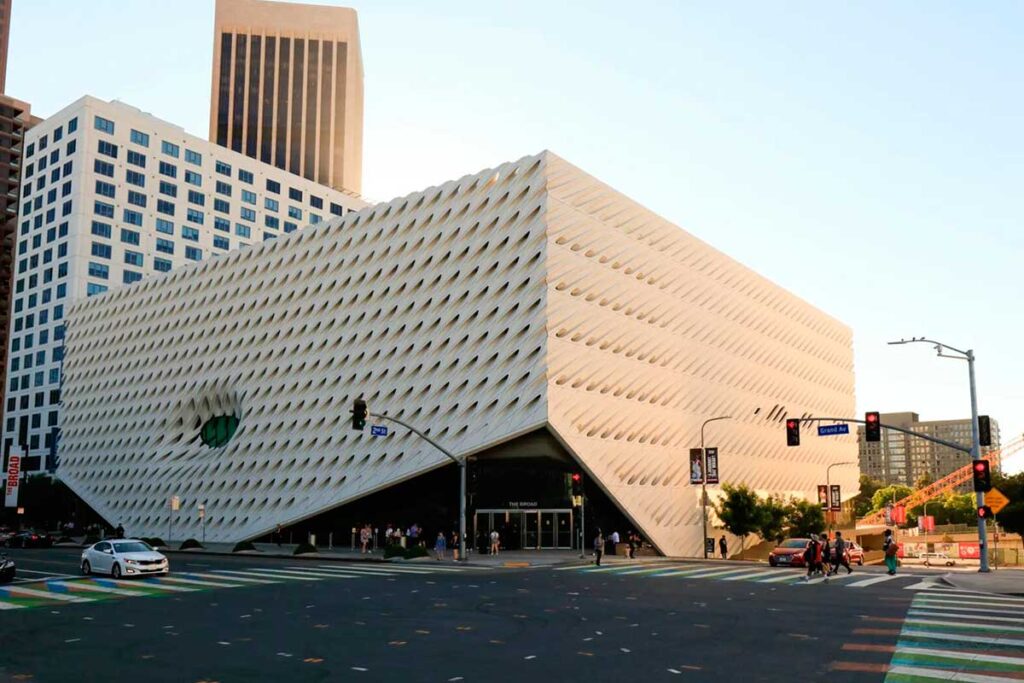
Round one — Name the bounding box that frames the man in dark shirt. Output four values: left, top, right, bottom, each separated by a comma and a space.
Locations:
830, 531, 852, 575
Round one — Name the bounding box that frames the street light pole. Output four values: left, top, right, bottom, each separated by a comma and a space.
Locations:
888, 337, 990, 573
826, 461, 856, 530
700, 416, 731, 559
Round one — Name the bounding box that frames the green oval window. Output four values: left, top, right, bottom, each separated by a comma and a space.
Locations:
200, 415, 239, 448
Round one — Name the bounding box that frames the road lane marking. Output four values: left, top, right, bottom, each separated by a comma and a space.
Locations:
47, 581, 143, 597
893, 645, 1024, 666
903, 617, 1024, 633
910, 601, 1024, 615
157, 576, 240, 589
0, 599, 24, 609
908, 609, 1024, 624
255, 568, 360, 579
182, 572, 279, 585
654, 567, 755, 579
721, 570, 783, 581
755, 572, 806, 583
900, 629, 1024, 647
886, 664, 1015, 682
103, 579, 196, 593
15, 569, 79, 579
846, 575, 901, 588
0, 585, 93, 603
915, 591, 1024, 605
211, 569, 323, 581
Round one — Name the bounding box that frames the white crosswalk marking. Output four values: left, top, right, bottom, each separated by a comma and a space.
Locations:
755, 572, 805, 583
721, 570, 782, 581
911, 600, 1023, 615
158, 576, 241, 589
885, 664, 1014, 682
845, 574, 901, 588
253, 568, 360, 579
212, 569, 323, 581
909, 609, 1024, 624
183, 572, 280, 585
0, 598, 24, 609
48, 581, 143, 597
108, 579, 196, 592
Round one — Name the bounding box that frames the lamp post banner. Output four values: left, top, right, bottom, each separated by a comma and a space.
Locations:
705, 447, 719, 484
689, 448, 704, 484
4, 449, 22, 508
817, 485, 828, 509
829, 484, 841, 511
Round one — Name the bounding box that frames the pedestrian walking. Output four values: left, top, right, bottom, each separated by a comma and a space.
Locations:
115, 523, 125, 539
360, 524, 371, 554
719, 535, 728, 560
489, 529, 500, 555
274, 523, 283, 547
819, 533, 831, 582
831, 531, 852, 575
434, 532, 447, 560
593, 529, 605, 566
804, 534, 820, 581
627, 531, 637, 560
451, 531, 460, 561
883, 529, 898, 575
385, 524, 395, 545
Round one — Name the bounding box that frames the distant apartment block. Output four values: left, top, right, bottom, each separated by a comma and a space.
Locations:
858, 411, 1001, 487
209, 0, 364, 195
3, 95, 367, 472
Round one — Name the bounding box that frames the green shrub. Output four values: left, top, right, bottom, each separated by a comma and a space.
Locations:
84, 534, 100, 545
384, 545, 405, 559
147, 538, 167, 548
404, 545, 429, 559
232, 540, 258, 553
179, 538, 204, 550
293, 542, 317, 555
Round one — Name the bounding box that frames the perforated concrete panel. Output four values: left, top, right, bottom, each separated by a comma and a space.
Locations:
59, 151, 856, 554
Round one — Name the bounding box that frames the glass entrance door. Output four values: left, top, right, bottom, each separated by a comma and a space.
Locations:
555, 511, 572, 548
540, 512, 555, 548
524, 511, 539, 549
475, 509, 573, 550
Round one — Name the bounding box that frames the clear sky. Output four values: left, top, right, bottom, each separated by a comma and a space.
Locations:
8, 1, 1023, 471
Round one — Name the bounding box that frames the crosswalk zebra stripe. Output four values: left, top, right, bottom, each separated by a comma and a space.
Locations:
314, 564, 440, 575
654, 567, 754, 579
47, 580, 143, 597
755, 572, 805, 583
908, 609, 1024, 624
615, 565, 696, 576
911, 601, 1023, 615
886, 664, 1014, 682
0, 598, 24, 609
846, 574, 900, 588
900, 629, 1024, 647
211, 569, 323, 581
916, 591, 1024, 605
105, 579, 196, 592
903, 617, 1024, 633
721, 570, 784, 581
253, 568, 360, 579
894, 645, 1024, 666
182, 572, 279, 585
0, 585, 93, 603
309, 565, 407, 575
157, 576, 241, 588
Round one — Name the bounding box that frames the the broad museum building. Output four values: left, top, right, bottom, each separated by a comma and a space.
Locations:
58, 152, 857, 556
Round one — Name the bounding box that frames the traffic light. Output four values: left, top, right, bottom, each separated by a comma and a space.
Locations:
786, 418, 800, 447
978, 506, 994, 520
978, 415, 992, 447
351, 398, 367, 431
571, 472, 583, 496
865, 412, 881, 442
972, 459, 992, 493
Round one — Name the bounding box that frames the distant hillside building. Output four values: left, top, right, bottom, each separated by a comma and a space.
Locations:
858, 411, 1000, 487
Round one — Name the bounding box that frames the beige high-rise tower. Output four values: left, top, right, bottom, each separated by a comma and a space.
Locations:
209, 0, 363, 195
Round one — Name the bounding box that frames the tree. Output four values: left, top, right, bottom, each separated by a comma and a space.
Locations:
786, 499, 826, 538
758, 495, 790, 545
870, 485, 914, 512
992, 472, 1024, 536
715, 484, 765, 558
852, 475, 884, 517
914, 473, 934, 490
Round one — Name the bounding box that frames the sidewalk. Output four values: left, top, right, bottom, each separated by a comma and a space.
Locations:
942, 568, 1024, 596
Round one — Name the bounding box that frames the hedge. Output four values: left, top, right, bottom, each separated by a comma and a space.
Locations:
293, 542, 318, 555
179, 538, 204, 550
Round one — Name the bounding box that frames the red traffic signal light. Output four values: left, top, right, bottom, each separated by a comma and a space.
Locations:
571, 473, 581, 482
978, 506, 994, 519
865, 411, 881, 442
786, 419, 800, 447
972, 459, 992, 493
571, 472, 583, 496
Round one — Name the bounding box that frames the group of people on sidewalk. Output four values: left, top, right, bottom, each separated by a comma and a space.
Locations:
591, 529, 645, 565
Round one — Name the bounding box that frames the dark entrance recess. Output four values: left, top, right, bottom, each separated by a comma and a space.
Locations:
260, 429, 640, 553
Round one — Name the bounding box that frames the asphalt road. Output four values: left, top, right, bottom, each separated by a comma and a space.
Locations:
1, 548, 1019, 682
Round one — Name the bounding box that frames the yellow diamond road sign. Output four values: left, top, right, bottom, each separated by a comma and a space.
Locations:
986, 487, 1010, 515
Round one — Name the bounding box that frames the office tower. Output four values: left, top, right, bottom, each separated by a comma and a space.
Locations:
2, 95, 367, 473
0, 0, 11, 94
209, 0, 363, 195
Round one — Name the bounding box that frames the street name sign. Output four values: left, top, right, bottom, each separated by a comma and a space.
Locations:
370, 425, 388, 437
818, 424, 849, 436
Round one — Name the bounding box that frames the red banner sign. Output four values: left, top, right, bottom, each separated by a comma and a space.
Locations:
958, 542, 981, 560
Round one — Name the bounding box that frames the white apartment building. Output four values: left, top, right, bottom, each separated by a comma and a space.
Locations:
4, 95, 367, 473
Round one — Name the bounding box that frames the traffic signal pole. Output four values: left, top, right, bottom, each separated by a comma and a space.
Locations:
967, 349, 990, 572
368, 412, 467, 564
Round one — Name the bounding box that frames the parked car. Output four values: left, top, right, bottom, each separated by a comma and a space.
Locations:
0, 528, 14, 545
769, 538, 811, 567
920, 552, 956, 567
0, 553, 14, 583
4, 530, 54, 548
81, 539, 169, 579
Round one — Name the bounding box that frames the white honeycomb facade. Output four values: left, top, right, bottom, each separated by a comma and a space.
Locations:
59, 151, 857, 555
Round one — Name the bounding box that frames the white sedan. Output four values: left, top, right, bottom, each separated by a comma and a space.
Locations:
81, 539, 169, 578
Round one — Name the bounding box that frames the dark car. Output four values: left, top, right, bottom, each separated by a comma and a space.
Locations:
0, 554, 14, 583
4, 531, 54, 548
769, 538, 811, 567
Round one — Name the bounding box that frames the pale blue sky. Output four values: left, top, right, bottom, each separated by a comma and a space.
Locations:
8, 1, 1023, 470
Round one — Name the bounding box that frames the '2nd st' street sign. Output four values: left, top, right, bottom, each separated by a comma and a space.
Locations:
370, 425, 389, 437
817, 424, 850, 436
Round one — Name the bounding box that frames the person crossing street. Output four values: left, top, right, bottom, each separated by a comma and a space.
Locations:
830, 531, 853, 575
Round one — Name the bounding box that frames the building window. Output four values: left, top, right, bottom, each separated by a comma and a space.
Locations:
288, 206, 302, 220
157, 199, 175, 216
265, 215, 279, 229
264, 197, 278, 211
215, 180, 232, 196
213, 235, 230, 250
95, 180, 116, 198
94, 159, 114, 178
130, 129, 150, 147
310, 195, 323, 210
94, 115, 115, 134
127, 150, 146, 168
86, 283, 107, 297
123, 209, 143, 226
91, 242, 111, 259
68, 117, 78, 133
91, 221, 112, 238
181, 226, 200, 241
242, 190, 256, 205
156, 218, 174, 235
127, 191, 147, 208
263, 231, 276, 241
66, 140, 77, 155
186, 208, 204, 225
284, 221, 297, 233
288, 187, 302, 201
122, 270, 143, 284
156, 238, 174, 254
185, 246, 202, 261
214, 217, 230, 232
162, 141, 180, 158
240, 207, 256, 221
94, 201, 114, 218
238, 169, 253, 184
159, 181, 178, 198
329, 202, 344, 217
185, 170, 202, 186
88, 262, 109, 279
213, 198, 230, 213
159, 161, 177, 178
154, 258, 172, 272
235, 224, 251, 238
97, 140, 118, 158
215, 160, 232, 176
185, 149, 202, 165
187, 190, 206, 206
121, 228, 141, 245
126, 170, 145, 187
266, 179, 280, 194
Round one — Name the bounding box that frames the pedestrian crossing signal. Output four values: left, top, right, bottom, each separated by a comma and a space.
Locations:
786, 419, 800, 447
972, 459, 992, 493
